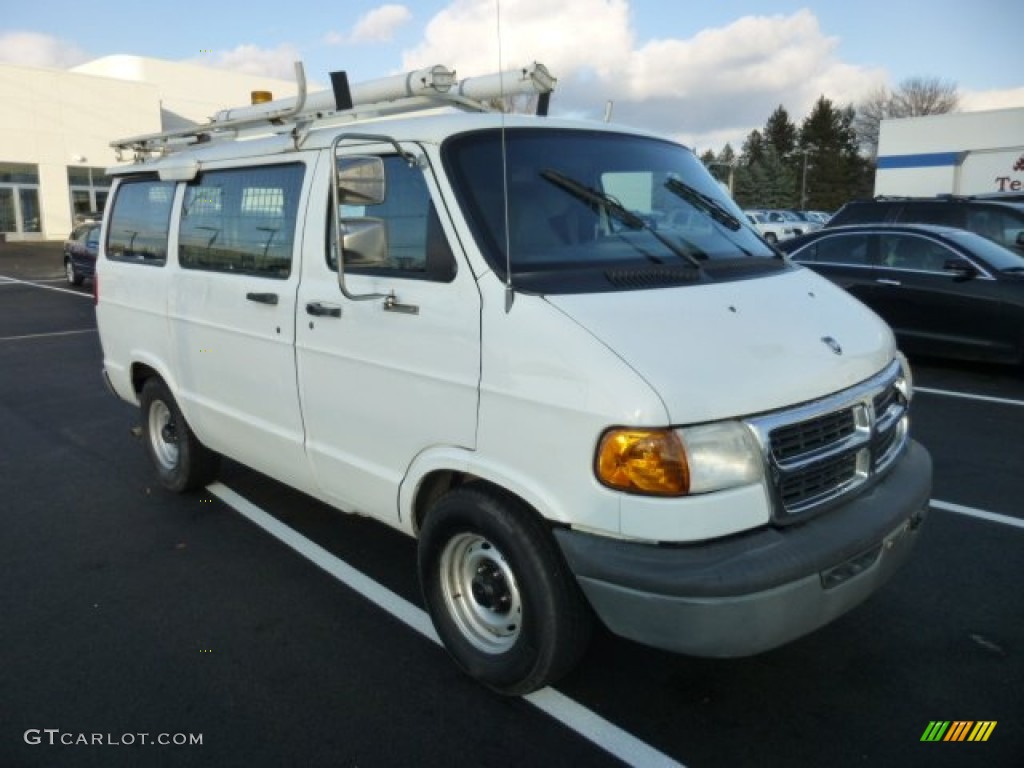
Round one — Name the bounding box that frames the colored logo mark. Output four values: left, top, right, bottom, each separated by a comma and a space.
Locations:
921, 721, 996, 742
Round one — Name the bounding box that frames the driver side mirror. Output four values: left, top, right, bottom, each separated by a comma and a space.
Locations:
337, 156, 385, 206
943, 258, 978, 281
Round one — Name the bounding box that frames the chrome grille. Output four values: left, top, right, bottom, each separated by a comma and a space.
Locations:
771, 409, 857, 461
747, 361, 909, 521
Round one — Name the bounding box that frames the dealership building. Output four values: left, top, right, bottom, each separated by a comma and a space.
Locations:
0, 56, 304, 241
874, 106, 1024, 197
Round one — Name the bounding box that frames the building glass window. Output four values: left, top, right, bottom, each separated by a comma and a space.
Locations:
0, 189, 15, 232
0, 162, 39, 184
0, 162, 42, 234
68, 166, 112, 222
19, 188, 41, 232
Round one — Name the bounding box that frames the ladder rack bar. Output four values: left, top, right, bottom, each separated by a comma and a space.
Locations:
110, 61, 557, 158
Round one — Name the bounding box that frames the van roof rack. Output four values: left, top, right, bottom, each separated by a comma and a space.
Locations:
111, 61, 556, 161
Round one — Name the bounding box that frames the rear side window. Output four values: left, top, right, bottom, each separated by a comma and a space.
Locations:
179, 164, 304, 278
965, 206, 1024, 250
106, 179, 175, 265
898, 202, 962, 227
797, 233, 871, 265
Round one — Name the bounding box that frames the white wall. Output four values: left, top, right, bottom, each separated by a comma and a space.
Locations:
1, 56, 319, 240
72, 56, 310, 126
1, 63, 159, 238
875, 107, 1024, 197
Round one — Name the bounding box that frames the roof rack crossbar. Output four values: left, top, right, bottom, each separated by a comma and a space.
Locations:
111, 61, 556, 160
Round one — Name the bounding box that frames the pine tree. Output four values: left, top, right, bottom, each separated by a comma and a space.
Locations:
763, 106, 798, 162
797, 97, 872, 211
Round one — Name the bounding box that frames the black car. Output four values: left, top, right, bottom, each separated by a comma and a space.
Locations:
781, 223, 1024, 364
63, 222, 100, 286
826, 196, 1024, 254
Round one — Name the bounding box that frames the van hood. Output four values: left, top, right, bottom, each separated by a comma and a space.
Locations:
544, 267, 895, 424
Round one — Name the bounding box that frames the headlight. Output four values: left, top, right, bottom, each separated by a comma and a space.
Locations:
595, 422, 763, 497
677, 421, 763, 493
895, 350, 913, 402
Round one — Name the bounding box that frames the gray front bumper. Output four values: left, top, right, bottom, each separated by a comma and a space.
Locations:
555, 440, 932, 657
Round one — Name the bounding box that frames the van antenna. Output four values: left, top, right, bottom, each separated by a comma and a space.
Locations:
496, 0, 514, 313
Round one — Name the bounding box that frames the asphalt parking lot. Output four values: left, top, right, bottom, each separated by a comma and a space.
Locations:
1, 241, 1021, 767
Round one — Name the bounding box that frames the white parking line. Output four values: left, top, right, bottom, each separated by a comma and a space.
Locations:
931, 499, 1024, 531
916, 386, 1024, 408
207, 482, 685, 768
0, 274, 91, 298
0, 329, 97, 342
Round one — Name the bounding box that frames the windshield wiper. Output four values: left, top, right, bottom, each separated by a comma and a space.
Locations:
663, 177, 742, 231
540, 169, 647, 229
539, 169, 704, 269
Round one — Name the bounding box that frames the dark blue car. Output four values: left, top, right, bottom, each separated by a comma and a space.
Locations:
63, 222, 100, 286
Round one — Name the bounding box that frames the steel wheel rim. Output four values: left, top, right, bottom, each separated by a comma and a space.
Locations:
439, 532, 522, 654
148, 400, 179, 471
65, 261, 75, 283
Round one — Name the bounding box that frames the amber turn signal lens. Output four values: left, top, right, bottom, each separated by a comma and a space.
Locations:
596, 429, 689, 496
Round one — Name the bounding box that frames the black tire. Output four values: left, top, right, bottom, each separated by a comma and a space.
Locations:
764, 232, 778, 244
65, 259, 83, 286
139, 377, 220, 492
418, 484, 592, 695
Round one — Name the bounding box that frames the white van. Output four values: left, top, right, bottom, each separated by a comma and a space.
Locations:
96, 63, 931, 694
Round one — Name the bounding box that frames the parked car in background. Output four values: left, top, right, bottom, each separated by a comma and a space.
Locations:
785, 210, 825, 232
826, 196, 1024, 253
744, 211, 796, 243
805, 210, 833, 225
752, 209, 819, 236
63, 222, 100, 286
781, 223, 1024, 365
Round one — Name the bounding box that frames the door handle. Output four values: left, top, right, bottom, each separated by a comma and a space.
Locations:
383, 293, 419, 315
246, 292, 279, 305
875, 278, 901, 286
306, 301, 342, 318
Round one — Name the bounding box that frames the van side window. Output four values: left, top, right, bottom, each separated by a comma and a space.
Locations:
328, 156, 456, 282
106, 179, 175, 265
180, 164, 304, 278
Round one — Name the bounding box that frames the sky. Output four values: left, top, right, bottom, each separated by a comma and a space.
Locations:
2, 0, 1022, 153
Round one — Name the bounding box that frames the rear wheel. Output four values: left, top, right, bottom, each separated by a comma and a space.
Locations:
764, 232, 778, 244
418, 484, 592, 695
139, 378, 220, 492
65, 259, 83, 286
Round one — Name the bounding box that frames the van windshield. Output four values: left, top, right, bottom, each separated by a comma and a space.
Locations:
442, 128, 782, 293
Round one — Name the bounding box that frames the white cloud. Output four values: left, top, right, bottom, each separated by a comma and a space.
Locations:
188, 44, 303, 81
325, 4, 413, 46
351, 5, 413, 43
402, 2, 889, 151
0, 31, 89, 69
960, 87, 1024, 112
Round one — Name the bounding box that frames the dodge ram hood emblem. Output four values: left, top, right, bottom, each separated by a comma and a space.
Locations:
821, 336, 843, 355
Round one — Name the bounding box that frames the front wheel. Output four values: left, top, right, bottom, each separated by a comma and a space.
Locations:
418, 485, 592, 695
139, 377, 220, 492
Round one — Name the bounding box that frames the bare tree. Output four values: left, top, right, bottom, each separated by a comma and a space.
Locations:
855, 76, 959, 158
